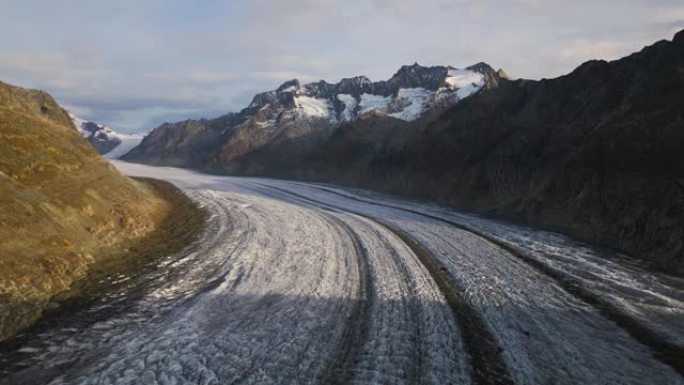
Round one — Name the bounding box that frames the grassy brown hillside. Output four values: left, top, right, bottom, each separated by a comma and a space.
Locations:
0, 81, 203, 341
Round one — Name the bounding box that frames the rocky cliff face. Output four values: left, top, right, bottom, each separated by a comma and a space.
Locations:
123, 63, 503, 170
0, 81, 178, 340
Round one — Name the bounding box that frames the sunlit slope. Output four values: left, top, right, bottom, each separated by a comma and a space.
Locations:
0, 80, 171, 340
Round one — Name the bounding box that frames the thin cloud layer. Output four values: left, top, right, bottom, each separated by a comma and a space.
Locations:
1, 0, 681, 132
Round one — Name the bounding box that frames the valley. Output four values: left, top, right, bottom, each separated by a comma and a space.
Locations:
1, 162, 681, 385
1, 5, 682, 383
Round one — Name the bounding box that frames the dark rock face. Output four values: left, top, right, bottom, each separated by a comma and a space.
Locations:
335, 76, 374, 97
289, 30, 684, 274
378, 63, 449, 93
674, 28, 684, 43
126, 119, 211, 166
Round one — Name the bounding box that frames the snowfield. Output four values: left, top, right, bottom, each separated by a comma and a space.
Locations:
1, 162, 682, 385
445, 69, 485, 99
294, 96, 334, 120
336, 94, 358, 121
358, 93, 392, 115
389, 88, 433, 121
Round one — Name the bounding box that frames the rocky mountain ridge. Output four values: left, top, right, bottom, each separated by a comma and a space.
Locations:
245, 62, 501, 122
123, 62, 505, 168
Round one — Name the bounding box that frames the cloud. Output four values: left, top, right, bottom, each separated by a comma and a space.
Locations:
0, 0, 681, 131
559, 40, 628, 64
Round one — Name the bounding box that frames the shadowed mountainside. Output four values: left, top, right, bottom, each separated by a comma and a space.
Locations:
290, 30, 684, 274
125, 30, 684, 274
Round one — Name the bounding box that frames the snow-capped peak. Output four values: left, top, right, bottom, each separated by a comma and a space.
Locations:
68, 112, 143, 157
242, 62, 500, 125
69, 112, 115, 138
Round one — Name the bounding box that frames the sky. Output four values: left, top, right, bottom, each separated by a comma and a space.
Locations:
0, 0, 682, 133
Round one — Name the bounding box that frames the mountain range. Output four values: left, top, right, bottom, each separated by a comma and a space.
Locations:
124, 29, 684, 274
123, 62, 506, 170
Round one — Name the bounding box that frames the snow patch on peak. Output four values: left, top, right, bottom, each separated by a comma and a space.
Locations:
336, 94, 358, 121
68, 111, 144, 158
445, 69, 484, 88
445, 69, 485, 99
389, 88, 433, 121
359, 93, 392, 114
69, 112, 115, 138
294, 96, 333, 119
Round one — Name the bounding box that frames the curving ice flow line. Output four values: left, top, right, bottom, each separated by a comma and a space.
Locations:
1, 161, 681, 385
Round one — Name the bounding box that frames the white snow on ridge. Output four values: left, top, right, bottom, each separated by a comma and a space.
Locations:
68, 112, 118, 140
336, 94, 358, 121
294, 95, 334, 119
248, 67, 487, 127
359, 93, 392, 114
68, 111, 145, 158
389, 88, 433, 121
445, 69, 485, 99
